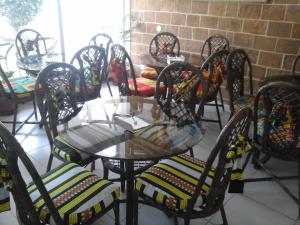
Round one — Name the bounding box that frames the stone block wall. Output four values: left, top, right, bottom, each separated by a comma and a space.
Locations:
130, 0, 300, 95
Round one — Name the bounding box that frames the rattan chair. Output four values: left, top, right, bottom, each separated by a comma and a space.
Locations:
109, 43, 157, 97
226, 49, 253, 118
89, 33, 113, 95
0, 64, 39, 135
0, 121, 120, 225
15, 28, 47, 58
134, 107, 252, 225
194, 50, 230, 130
292, 54, 300, 78
200, 35, 230, 112
70, 45, 108, 100
149, 32, 180, 63
35, 62, 96, 171
246, 81, 300, 216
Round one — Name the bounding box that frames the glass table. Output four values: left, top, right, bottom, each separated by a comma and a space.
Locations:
57, 96, 205, 225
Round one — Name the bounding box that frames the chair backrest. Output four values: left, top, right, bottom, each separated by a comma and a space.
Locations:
155, 62, 204, 126
200, 35, 229, 60
89, 33, 113, 61
109, 43, 137, 96
292, 55, 300, 78
253, 81, 300, 161
0, 64, 17, 101
187, 107, 252, 214
15, 28, 47, 58
0, 122, 64, 225
195, 50, 229, 118
226, 49, 253, 113
35, 62, 83, 143
70, 45, 107, 100
149, 32, 180, 63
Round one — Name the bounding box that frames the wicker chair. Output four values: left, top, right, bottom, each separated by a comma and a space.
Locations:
246, 81, 300, 216
194, 50, 230, 130
200, 35, 230, 112
292, 54, 300, 78
0, 64, 39, 135
226, 49, 253, 118
0, 121, 120, 225
35, 62, 96, 171
109, 43, 157, 97
70, 45, 108, 100
15, 28, 47, 58
149, 32, 180, 63
134, 107, 252, 225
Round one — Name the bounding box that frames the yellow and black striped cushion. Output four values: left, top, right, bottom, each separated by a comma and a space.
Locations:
27, 162, 120, 225
53, 136, 90, 163
135, 154, 214, 211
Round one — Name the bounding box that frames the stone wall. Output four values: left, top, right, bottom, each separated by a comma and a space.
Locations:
130, 0, 300, 94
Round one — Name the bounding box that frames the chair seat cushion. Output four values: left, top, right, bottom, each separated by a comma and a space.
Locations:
3, 76, 36, 99
140, 67, 158, 80
129, 77, 163, 97
233, 96, 255, 112
27, 162, 120, 225
136, 154, 214, 212
53, 136, 92, 163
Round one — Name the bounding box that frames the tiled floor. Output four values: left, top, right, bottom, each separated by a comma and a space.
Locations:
0, 91, 299, 225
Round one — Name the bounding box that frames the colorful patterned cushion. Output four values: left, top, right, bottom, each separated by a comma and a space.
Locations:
129, 77, 163, 97
140, 67, 158, 80
27, 162, 120, 225
135, 154, 214, 211
233, 96, 255, 112
53, 136, 91, 163
3, 76, 36, 99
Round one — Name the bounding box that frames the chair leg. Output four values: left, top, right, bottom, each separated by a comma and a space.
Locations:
12, 104, 18, 136
32, 98, 38, 120
47, 152, 54, 172
114, 200, 120, 225
189, 147, 194, 157
184, 218, 190, 225
173, 216, 179, 225
91, 161, 95, 171
298, 161, 300, 218
133, 192, 138, 225
120, 160, 126, 192
220, 205, 228, 225
218, 89, 225, 112
107, 80, 113, 97
215, 98, 222, 130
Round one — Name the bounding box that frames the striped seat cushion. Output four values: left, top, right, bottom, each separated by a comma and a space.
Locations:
27, 162, 120, 225
135, 154, 214, 212
53, 136, 91, 163
3, 76, 36, 99
128, 77, 164, 97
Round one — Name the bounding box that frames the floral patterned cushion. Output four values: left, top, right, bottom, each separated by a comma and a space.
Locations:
140, 67, 158, 80
233, 96, 255, 112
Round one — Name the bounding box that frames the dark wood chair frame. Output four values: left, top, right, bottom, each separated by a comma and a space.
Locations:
195, 49, 230, 130
200, 35, 230, 113
149, 32, 180, 63
15, 28, 47, 58
35, 62, 96, 172
0, 121, 119, 225
0, 64, 39, 135
134, 107, 252, 225
70, 45, 108, 100
226, 49, 253, 118
89, 33, 113, 96
244, 81, 300, 216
